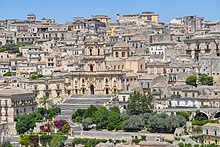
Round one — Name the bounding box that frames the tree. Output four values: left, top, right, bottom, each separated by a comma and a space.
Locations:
107, 106, 122, 131
91, 106, 109, 129
48, 107, 61, 120
1, 142, 13, 147
39, 96, 49, 109
199, 74, 214, 85
147, 113, 186, 133
16, 114, 36, 134
19, 134, 30, 146
83, 105, 98, 119
185, 75, 197, 87
72, 109, 86, 123
123, 115, 145, 132
127, 91, 153, 115
177, 111, 191, 120
82, 118, 92, 130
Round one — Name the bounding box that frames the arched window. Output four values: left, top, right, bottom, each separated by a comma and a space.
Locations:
197, 44, 200, 50
98, 49, 100, 55
122, 52, 125, 57
115, 52, 119, 57
106, 88, 109, 95
75, 89, 78, 95
90, 48, 93, 55
82, 88, 86, 95
90, 64, 93, 71
90, 85, 95, 95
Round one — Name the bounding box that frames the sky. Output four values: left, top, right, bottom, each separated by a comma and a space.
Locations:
0, 0, 220, 23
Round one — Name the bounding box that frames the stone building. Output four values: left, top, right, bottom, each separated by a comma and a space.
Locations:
184, 36, 220, 61
203, 123, 220, 145
0, 87, 37, 123
19, 39, 125, 98
118, 11, 159, 24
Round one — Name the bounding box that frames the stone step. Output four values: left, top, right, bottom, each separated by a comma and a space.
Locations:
69, 95, 112, 99
58, 95, 112, 121
63, 98, 110, 104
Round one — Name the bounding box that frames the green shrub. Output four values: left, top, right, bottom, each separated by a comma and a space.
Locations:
40, 135, 52, 147
192, 119, 218, 126
165, 139, 174, 144
73, 138, 108, 147
30, 74, 44, 80
3, 71, 12, 76
50, 135, 67, 147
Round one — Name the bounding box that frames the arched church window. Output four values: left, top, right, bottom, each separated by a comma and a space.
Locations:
90, 48, 92, 56
90, 64, 93, 71
115, 52, 119, 57
122, 52, 125, 57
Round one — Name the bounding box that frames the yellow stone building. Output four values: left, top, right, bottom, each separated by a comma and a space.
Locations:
203, 123, 220, 145
19, 40, 125, 98
119, 11, 159, 24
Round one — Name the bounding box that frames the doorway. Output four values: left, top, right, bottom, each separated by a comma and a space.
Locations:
90, 85, 94, 95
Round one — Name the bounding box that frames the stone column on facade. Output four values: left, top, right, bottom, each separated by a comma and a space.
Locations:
191, 48, 195, 60
200, 42, 205, 54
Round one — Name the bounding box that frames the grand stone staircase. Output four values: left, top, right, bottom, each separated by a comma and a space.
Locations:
56, 95, 112, 120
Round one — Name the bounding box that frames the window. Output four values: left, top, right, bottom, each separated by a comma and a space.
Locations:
122, 52, 125, 57
123, 96, 126, 102
46, 85, 49, 90
115, 52, 119, 57
206, 129, 208, 135
5, 109, 8, 116
75, 89, 78, 95
90, 48, 93, 56
90, 64, 93, 71
98, 49, 100, 55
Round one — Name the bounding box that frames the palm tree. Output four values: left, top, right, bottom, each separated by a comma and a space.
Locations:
39, 96, 49, 119
39, 96, 49, 109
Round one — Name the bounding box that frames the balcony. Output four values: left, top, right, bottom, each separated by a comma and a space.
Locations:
13, 102, 37, 107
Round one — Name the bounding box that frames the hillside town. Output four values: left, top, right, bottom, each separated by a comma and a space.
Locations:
0, 11, 220, 147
